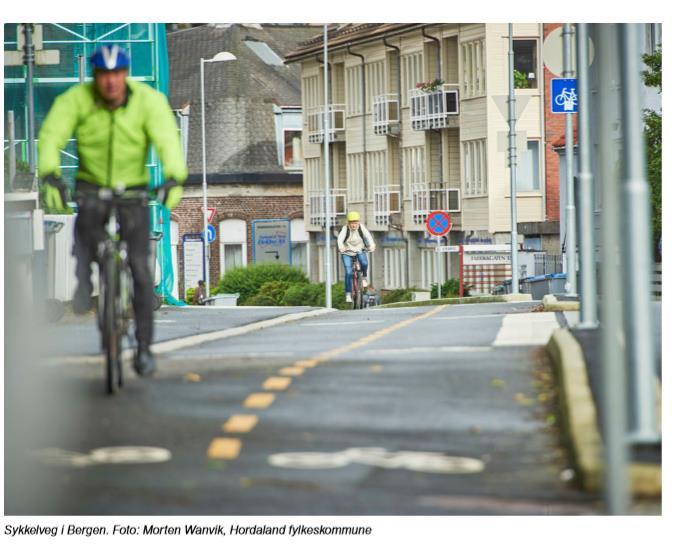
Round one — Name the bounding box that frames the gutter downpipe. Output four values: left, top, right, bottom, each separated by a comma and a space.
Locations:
423, 27, 447, 276
384, 36, 409, 287
347, 45, 368, 215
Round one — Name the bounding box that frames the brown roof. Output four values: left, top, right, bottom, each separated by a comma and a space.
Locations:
284, 23, 425, 63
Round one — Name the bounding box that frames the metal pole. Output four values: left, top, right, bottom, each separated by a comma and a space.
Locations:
576, 24, 598, 328
619, 23, 659, 443
508, 24, 519, 294
200, 58, 210, 298
78, 55, 86, 83
458, 244, 464, 298
8, 111, 17, 189
323, 24, 332, 308
563, 23, 577, 296
23, 24, 36, 173
437, 236, 442, 299
595, 23, 630, 515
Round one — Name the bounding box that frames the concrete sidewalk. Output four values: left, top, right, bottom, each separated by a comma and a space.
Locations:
545, 297, 662, 500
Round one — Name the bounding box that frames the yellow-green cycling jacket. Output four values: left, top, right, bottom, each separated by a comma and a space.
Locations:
38, 79, 187, 188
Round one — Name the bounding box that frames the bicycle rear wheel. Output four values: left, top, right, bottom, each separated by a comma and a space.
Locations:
103, 255, 122, 394
352, 272, 363, 310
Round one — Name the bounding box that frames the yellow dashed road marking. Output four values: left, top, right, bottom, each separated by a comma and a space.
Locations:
279, 366, 305, 376
243, 393, 276, 409
207, 438, 242, 460
223, 415, 259, 433
262, 377, 292, 391
294, 359, 319, 369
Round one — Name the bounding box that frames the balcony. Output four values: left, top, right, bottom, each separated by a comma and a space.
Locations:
372, 94, 400, 136
309, 189, 347, 227
374, 184, 401, 225
307, 105, 346, 144
411, 183, 461, 224
408, 84, 459, 131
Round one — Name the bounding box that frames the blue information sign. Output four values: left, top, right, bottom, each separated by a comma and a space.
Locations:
551, 78, 578, 113
206, 224, 216, 243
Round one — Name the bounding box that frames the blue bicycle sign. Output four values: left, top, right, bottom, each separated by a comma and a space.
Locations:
551, 78, 578, 113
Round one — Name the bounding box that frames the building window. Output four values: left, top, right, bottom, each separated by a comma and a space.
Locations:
347, 152, 365, 203
244, 40, 284, 66
384, 247, 406, 289
403, 146, 425, 198
283, 129, 303, 170
302, 76, 320, 109
347, 65, 363, 116
645, 23, 662, 53
366, 150, 386, 201
421, 247, 448, 290
513, 39, 538, 89
462, 40, 486, 98
219, 219, 247, 276
365, 61, 385, 113
517, 140, 540, 192
291, 219, 309, 275
402, 52, 423, 102
463, 139, 487, 196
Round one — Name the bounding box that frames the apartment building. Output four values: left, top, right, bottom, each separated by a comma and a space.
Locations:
285, 23, 548, 293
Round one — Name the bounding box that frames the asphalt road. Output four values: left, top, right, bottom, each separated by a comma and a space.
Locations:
6, 301, 600, 515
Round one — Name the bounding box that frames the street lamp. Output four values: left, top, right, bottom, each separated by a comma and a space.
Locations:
200, 51, 237, 299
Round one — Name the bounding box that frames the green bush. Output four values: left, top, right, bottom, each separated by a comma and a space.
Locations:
283, 282, 324, 306
215, 264, 309, 305
382, 288, 416, 305
430, 278, 471, 298
514, 70, 530, 89
244, 294, 278, 306
186, 287, 196, 304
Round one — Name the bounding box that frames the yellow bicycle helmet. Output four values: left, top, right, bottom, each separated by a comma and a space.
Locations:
347, 211, 361, 222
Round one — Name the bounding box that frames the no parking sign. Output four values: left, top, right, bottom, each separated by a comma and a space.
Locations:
425, 211, 452, 238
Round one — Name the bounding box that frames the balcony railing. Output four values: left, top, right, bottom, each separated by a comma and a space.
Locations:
374, 184, 401, 225
411, 183, 461, 224
309, 189, 347, 226
408, 84, 459, 131
372, 94, 400, 136
307, 105, 346, 144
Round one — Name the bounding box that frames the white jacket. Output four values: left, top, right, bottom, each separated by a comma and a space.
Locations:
337, 224, 376, 256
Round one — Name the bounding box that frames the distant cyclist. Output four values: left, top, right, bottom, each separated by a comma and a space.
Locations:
337, 212, 376, 304
38, 44, 188, 376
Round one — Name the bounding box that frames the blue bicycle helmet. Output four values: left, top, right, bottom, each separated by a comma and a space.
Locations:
89, 44, 130, 71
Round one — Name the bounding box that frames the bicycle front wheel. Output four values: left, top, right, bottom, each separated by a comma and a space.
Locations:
103, 255, 122, 394
352, 272, 363, 310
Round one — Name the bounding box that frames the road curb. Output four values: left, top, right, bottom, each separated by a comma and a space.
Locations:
44, 308, 336, 365
151, 308, 336, 355
546, 328, 661, 496
377, 295, 535, 309
543, 294, 580, 312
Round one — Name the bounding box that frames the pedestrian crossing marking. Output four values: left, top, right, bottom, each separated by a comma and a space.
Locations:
223, 415, 259, 433
207, 438, 242, 460
243, 393, 276, 409
262, 377, 292, 391
279, 366, 305, 376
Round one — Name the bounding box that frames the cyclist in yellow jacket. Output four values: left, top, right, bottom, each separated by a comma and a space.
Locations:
38, 45, 188, 376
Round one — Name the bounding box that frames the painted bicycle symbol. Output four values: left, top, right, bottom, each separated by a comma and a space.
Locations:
268, 447, 485, 475
554, 88, 578, 111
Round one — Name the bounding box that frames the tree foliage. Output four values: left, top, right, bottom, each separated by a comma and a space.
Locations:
642, 47, 662, 251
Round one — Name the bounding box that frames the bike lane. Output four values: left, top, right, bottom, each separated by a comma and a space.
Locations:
9, 302, 598, 515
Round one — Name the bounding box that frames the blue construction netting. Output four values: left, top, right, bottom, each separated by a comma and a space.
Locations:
4, 23, 184, 305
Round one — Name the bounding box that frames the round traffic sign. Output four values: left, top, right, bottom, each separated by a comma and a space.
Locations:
425, 211, 452, 237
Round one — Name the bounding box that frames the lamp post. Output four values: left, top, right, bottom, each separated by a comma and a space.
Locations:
200, 51, 236, 298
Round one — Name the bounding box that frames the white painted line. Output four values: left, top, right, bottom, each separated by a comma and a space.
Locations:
435, 314, 506, 321
366, 346, 492, 355
300, 320, 385, 326
492, 312, 560, 347
155, 320, 176, 323
43, 308, 335, 365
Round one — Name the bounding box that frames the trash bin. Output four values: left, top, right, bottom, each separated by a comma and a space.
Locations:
546, 273, 567, 296
524, 273, 567, 300
205, 293, 240, 306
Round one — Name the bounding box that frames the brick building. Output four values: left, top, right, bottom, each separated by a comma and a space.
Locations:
166, 24, 320, 299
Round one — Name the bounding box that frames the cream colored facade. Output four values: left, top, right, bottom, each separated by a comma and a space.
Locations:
296, 23, 546, 290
